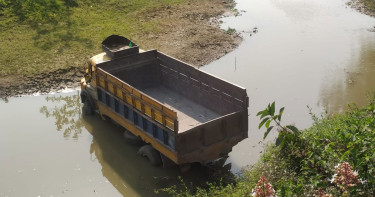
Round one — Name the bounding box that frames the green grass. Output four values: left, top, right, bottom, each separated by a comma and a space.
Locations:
0, 0, 183, 76
361, 0, 375, 13
226, 27, 236, 35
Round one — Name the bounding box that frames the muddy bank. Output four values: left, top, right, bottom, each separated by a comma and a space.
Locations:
0, 0, 241, 99
348, 0, 375, 18
0, 67, 84, 98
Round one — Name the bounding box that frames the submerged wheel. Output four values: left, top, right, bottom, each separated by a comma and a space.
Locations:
83, 100, 94, 115
138, 145, 162, 166
123, 130, 144, 146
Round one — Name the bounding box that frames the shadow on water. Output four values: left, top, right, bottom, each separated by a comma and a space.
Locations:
83, 116, 237, 196
83, 115, 178, 196
40, 92, 236, 196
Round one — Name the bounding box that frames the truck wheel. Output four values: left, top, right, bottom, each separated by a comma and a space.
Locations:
138, 145, 162, 166
123, 130, 144, 146
83, 100, 94, 115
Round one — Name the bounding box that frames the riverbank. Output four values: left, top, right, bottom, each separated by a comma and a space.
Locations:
0, 0, 241, 98
348, 0, 375, 17
161, 0, 375, 196
164, 98, 375, 196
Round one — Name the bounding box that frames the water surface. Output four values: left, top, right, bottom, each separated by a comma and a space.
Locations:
1, 0, 375, 195
202, 0, 375, 171
0, 92, 182, 196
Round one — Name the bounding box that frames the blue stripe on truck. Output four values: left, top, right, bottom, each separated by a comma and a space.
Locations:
97, 88, 175, 150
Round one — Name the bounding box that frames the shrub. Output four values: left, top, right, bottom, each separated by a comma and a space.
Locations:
255, 97, 375, 196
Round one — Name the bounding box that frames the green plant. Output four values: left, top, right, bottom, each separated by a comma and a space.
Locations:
167, 96, 375, 196
256, 100, 375, 195
256, 102, 299, 146
226, 27, 236, 34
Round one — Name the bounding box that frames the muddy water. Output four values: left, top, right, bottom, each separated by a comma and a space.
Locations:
202, 0, 375, 171
0, 92, 185, 196
1, 0, 375, 196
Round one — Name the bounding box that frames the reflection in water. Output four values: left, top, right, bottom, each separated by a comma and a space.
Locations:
39, 92, 174, 196
84, 115, 178, 196
319, 37, 375, 113
40, 91, 84, 139
1, 97, 9, 103
271, 0, 321, 22
38, 92, 233, 196
38, 92, 174, 196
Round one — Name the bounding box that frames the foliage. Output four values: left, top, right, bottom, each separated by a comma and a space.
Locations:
256, 102, 299, 147
167, 96, 375, 196
254, 99, 375, 196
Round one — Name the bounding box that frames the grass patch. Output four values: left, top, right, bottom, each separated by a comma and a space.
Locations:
0, 0, 183, 76
361, 0, 375, 13
226, 27, 236, 35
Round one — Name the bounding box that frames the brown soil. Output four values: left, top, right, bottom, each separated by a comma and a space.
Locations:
0, 67, 85, 98
347, 0, 375, 18
0, 0, 241, 99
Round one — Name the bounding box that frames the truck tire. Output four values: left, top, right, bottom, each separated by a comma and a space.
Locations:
123, 130, 144, 146
83, 100, 94, 115
138, 145, 162, 166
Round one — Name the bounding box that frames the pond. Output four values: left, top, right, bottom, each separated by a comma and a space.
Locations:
1, 0, 375, 195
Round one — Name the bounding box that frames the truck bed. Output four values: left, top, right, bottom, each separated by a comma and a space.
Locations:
94, 48, 248, 164
142, 86, 220, 133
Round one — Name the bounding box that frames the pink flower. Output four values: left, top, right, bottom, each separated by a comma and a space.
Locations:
252, 176, 275, 197
314, 187, 332, 197
331, 162, 360, 192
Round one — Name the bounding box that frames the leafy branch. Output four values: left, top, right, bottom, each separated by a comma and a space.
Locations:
257, 102, 299, 146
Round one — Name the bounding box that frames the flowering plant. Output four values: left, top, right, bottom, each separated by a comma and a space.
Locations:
314, 187, 332, 197
252, 176, 275, 197
331, 162, 360, 193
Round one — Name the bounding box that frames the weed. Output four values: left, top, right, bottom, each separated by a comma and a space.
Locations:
226, 27, 236, 35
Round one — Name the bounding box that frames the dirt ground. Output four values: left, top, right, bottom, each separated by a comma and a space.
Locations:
348, 0, 375, 18
0, 0, 241, 99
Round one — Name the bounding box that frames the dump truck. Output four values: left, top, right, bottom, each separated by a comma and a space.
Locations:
80, 35, 248, 166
